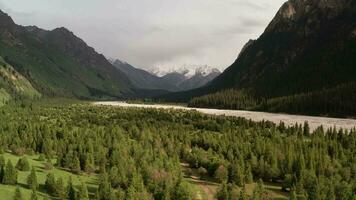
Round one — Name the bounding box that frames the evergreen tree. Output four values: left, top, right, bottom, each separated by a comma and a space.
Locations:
67, 177, 77, 200
173, 181, 192, 200
289, 186, 297, 200
0, 166, 4, 183
30, 189, 39, 200
13, 186, 22, 200
97, 172, 112, 200
78, 182, 89, 200
0, 155, 5, 167
252, 179, 265, 200
16, 157, 30, 171
55, 177, 65, 199
216, 182, 229, 200
45, 173, 56, 194
27, 167, 38, 190
3, 160, 17, 185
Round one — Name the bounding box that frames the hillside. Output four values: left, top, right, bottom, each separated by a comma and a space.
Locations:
177, 0, 356, 117
0, 56, 40, 106
0, 10, 133, 100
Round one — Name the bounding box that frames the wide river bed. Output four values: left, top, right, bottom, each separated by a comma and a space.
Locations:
94, 101, 356, 131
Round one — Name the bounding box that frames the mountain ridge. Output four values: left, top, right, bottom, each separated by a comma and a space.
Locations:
164, 0, 356, 117
0, 9, 134, 99
112, 59, 221, 92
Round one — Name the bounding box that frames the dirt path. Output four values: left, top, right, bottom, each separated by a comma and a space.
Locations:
181, 163, 218, 200
94, 101, 356, 131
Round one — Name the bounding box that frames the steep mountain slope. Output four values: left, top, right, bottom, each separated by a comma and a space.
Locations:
0, 10, 133, 99
0, 56, 40, 106
178, 0, 356, 117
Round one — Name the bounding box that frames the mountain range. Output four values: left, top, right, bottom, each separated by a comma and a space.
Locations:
1, 0, 356, 117
0, 9, 218, 100
111, 60, 220, 92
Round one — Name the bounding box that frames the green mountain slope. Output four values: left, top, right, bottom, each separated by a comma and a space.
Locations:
173, 0, 356, 117
0, 56, 40, 106
0, 10, 133, 99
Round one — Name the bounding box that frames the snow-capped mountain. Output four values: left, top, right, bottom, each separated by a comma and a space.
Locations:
111, 60, 221, 92
150, 65, 221, 79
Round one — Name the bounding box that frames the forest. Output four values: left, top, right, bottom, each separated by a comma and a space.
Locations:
0, 100, 355, 200
188, 82, 356, 117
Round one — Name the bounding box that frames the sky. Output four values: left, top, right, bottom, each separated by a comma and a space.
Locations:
0, 0, 286, 71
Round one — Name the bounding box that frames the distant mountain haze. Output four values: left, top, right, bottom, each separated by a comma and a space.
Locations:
112, 59, 221, 92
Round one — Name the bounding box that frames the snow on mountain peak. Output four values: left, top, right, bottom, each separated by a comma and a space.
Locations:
150, 64, 220, 78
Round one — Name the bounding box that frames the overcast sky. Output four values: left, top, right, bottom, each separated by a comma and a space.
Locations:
0, 0, 286, 71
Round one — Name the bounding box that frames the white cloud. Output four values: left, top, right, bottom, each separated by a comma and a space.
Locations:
0, 0, 286, 71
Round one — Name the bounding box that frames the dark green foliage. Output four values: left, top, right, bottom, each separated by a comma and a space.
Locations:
183, 1, 356, 118
0, 101, 355, 199
77, 182, 89, 200
189, 82, 356, 117
13, 186, 22, 200
216, 182, 230, 200
0, 11, 133, 100
173, 181, 193, 200
66, 177, 77, 200
3, 160, 17, 185
27, 167, 38, 190
30, 189, 39, 200
44, 173, 56, 195
16, 157, 30, 171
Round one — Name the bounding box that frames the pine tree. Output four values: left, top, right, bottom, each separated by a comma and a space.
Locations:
71, 155, 81, 174
16, 157, 30, 171
0, 155, 5, 167
13, 186, 22, 200
290, 186, 297, 200
30, 189, 39, 200
0, 166, 4, 183
45, 173, 56, 194
216, 182, 229, 200
78, 182, 89, 200
67, 177, 77, 200
55, 177, 65, 199
3, 160, 17, 185
97, 172, 112, 200
27, 167, 38, 190
252, 179, 265, 200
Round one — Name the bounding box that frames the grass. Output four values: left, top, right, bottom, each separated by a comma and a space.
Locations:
0, 153, 98, 200
181, 162, 289, 200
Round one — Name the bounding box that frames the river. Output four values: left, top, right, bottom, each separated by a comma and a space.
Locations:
93, 101, 356, 131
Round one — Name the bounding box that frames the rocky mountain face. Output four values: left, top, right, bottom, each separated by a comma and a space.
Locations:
166, 0, 356, 116
112, 60, 221, 92
0, 10, 133, 99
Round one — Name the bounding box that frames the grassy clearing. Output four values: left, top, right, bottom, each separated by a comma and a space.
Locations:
0, 153, 98, 200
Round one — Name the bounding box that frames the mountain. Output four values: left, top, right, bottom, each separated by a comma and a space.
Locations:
168, 0, 356, 117
0, 10, 133, 99
0, 55, 40, 106
112, 60, 221, 92
111, 59, 179, 91
154, 65, 221, 91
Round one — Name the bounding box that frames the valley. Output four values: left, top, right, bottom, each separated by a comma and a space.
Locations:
94, 102, 356, 131
0, 0, 355, 199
